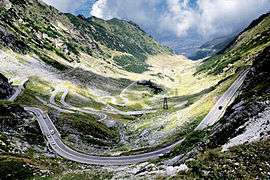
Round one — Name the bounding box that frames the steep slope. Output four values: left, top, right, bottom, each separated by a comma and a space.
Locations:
0, 73, 14, 99
171, 45, 270, 180
208, 46, 270, 149
190, 34, 236, 60
0, 0, 171, 73
197, 12, 270, 75
160, 16, 270, 179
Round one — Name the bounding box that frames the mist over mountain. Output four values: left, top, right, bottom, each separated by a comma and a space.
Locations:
90, 0, 270, 58
40, 0, 270, 58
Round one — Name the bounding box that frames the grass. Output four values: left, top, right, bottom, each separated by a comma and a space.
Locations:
121, 65, 238, 155
0, 153, 115, 180
65, 92, 104, 110
50, 171, 113, 180
120, 113, 206, 156
15, 77, 52, 107
34, 50, 68, 71
175, 138, 270, 179
197, 14, 270, 75
113, 54, 149, 73
0, 156, 34, 180
0, 154, 91, 180
58, 112, 120, 144
168, 130, 208, 158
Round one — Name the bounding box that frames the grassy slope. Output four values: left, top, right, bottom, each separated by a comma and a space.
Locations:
167, 25, 270, 180
0, 0, 171, 73
175, 139, 270, 179
197, 12, 270, 75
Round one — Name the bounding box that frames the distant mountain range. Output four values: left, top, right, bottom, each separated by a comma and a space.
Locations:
189, 34, 237, 60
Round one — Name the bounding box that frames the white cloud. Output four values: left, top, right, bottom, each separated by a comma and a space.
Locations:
196, 0, 270, 37
42, 0, 87, 13
91, 0, 270, 39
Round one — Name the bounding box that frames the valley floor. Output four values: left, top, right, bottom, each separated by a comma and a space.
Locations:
0, 48, 232, 155
1, 47, 269, 179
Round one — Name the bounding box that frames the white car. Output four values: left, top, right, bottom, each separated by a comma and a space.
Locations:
51, 142, 56, 146
47, 135, 51, 138
50, 130, 55, 135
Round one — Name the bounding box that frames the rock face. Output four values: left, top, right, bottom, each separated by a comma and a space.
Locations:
207, 46, 270, 149
0, 104, 45, 153
0, 73, 14, 99
0, 26, 29, 54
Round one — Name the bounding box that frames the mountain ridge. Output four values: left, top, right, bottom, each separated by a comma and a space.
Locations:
219, 11, 270, 54
0, 0, 270, 179
197, 11, 270, 75
0, 0, 172, 74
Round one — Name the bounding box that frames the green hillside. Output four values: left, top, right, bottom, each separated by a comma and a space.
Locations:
198, 12, 270, 74
1, 0, 270, 179
0, 0, 171, 73
190, 34, 236, 60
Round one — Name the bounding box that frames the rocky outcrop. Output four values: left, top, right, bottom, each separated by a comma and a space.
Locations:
0, 104, 45, 153
0, 73, 14, 99
0, 26, 29, 54
137, 80, 164, 94
207, 46, 270, 148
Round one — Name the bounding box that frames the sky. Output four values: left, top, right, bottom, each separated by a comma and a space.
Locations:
42, 0, 270, 54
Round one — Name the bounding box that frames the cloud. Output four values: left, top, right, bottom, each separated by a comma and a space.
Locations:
42, 0, 88, 13
91, 0, 270, 39
196, 0, 270, 37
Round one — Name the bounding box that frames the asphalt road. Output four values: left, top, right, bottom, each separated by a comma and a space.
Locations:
25, 107, 183, 166
55, 88, 157, 116
58, 89, 108, 122
195, 69, 249, 130
23, 69, 248, 165
8, 79, 28, 101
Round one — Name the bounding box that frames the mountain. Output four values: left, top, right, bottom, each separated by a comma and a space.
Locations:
189, 34, 236, 60
0, 73, 14, 99
0, 0, 270, 179
171, 45, 270, 180
0, 0, 171, 73
163, 13, 270, 179
157, 32, 203, 57
197, 12, 270, 75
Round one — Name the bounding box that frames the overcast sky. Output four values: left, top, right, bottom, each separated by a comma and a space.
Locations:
42, 0, 270, 48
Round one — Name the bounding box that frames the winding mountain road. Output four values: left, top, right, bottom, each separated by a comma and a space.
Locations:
195, 69, 249, 130
25, 107, 183, 166
51, 89, 108, 122
20, 69, 248, 165
54, 88, 157, 117
8, 79, 28, 101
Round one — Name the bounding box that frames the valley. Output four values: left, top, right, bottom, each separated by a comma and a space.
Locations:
0, 0, 269, 179
0, 48, 225, 155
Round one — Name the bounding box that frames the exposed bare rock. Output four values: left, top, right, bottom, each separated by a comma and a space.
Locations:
0, 73, 14, 99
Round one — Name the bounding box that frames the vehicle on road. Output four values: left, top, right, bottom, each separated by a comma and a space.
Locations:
50, 129, 55, 135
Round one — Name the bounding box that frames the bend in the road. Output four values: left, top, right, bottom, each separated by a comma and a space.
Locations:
22, 69, 249, 165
